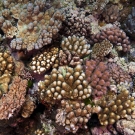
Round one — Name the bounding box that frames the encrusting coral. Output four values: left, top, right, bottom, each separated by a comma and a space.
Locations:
38, 65, 91, 104
56, 100, 101, 133
90, 26, 131, 52
85, 60, 110, 99
29, 46, 58, 74
91, 39, 113, 59
0, 76, 28, 120
98, 89, 135, 125
61, 35, 91, 58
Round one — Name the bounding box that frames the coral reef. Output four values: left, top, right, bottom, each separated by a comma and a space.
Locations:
0, 76, 27, 120
38, 65, 91, 104
61, 35, 91, 58
98, 89, 135, 125
29, 46, 58, 74
85, 60, 110, 99
123, 7, 135, 38
91, 39, 113, 59
90, 26, 130, 52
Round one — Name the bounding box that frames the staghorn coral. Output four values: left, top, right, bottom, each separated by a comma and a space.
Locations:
61, 35, 91, 58
29, 46, 58, 74
102, 4, 120, 23
91, 39, 113, 59
57, 49, 83, 67
116, 119, 135, 135
0, 50, 14, 76
21, 95, 36, 118
108, 61, 132, 84
38, 65, 91, 104
0, 76, 28, 120
90, 26, 131, 52
123, 7, 135, 38
85, 60, 110, 99
98, 89, 135, 125
56, 100, 101, 133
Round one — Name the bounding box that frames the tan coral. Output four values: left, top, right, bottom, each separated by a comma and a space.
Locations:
98, 89, 135, 125
92, 39, 113, 58
29, 46, 58, 74
0, 76, 28, 120
61, 35, 91, 58
56, 100, 101, 133
21, 95, 36, 118
38, 65, 91, 104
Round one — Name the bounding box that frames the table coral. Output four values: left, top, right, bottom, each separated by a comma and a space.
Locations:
85, 60, 110, 99
29, 46, 58, 74
90, 26, 130, 52
91, 39, 113, 59
98, 89, 135, 125
0, 76, 28, 120
38, 65, 91, 104
61, 35, 91, 58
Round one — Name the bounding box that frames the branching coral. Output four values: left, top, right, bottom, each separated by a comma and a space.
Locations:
0, 76, 27, 120
102, 4, 120, 23
0, 50, 14, 76
98, 89, 135, 125
85, 60, 110, 99
29, 46, 58, 74
91, 39, 113, 59
56, 100, 100, 133
90, 26, 131, 52
0, 0, 65, 51
61, 35, 91, 58
38, 65, 91, 104
57, 49, 83, 67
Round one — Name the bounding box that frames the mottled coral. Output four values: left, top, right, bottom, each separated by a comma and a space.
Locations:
61, 35, 91, 58
90, 26, 131, 52
123, 7, 135, 38
116, 119, 135, 135
85, 60, 110, 99
29, 46, 58, 74
98, 89, 135, 125
56, 100, 100, 133
38, 65, 91, 104
21, 95, 36, 118
91, 39, 113, 59
0, 76, 27, 120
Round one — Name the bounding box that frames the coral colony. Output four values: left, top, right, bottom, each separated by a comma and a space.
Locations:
1, 0, 135, 135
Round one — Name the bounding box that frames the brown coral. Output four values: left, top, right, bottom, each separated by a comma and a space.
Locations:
0, 76, 27, 120
85, 60, 110, 99
29, 46, 58, 74
58, 49, 83, 67
61, 35, 91, 58
90, 26, 130, 52
56, 100, 101, 133
98, 89, 135, 125
38, 65, 91, 104
21, 95, 36, 118
91, 39, 113, 59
